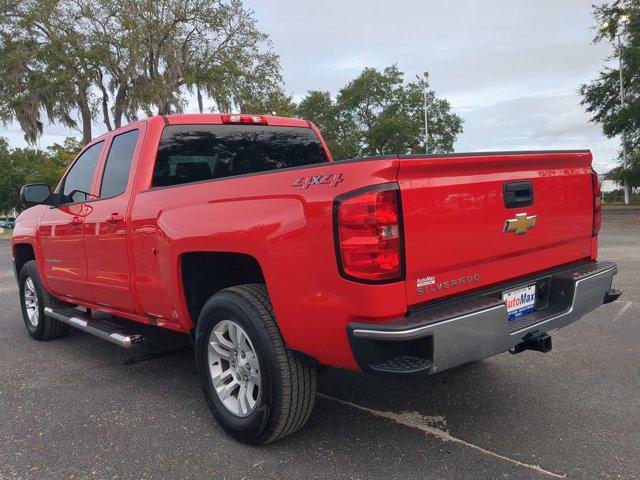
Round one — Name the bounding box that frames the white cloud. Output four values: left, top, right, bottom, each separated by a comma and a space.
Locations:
2, 0, 623, 173
453, 93, 620, 172
245, 0, 620, 172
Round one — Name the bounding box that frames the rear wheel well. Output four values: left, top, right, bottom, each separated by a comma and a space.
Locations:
14, 243, 35, 276
181, 252, 265, 325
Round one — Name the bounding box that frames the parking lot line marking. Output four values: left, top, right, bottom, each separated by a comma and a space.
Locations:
617, 301, 633, 317
319, 393, 566, 479
0, 285, 17, 294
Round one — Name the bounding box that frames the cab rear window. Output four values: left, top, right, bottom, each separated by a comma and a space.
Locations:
152, 125, 329, 187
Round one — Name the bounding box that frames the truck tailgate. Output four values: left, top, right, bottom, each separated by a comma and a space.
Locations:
397, 151, 595, 307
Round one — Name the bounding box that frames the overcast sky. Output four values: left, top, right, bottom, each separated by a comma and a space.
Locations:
1, 0, 621, 172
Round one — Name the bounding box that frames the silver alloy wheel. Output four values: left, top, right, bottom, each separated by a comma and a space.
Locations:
23, 277, 39, 327
207, 319, 261, 417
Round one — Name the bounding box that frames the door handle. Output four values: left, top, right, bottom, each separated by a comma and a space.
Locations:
105, 213, 124, 224
69, 216, 82, 226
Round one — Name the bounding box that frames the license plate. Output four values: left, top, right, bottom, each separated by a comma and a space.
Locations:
502, 285, 536, 319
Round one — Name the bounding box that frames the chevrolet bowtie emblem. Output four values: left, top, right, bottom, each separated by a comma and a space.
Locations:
504, 213, 537, 235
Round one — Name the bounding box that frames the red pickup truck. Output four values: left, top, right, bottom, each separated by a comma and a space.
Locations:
12, 113, 620, 444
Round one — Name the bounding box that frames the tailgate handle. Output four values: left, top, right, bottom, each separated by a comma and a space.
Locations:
503, 181, 533, 208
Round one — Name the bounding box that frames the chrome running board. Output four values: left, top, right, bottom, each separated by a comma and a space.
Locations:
44, 307, 144, 349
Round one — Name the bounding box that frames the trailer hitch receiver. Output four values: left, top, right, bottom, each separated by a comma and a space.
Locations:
510, 332, 552, 354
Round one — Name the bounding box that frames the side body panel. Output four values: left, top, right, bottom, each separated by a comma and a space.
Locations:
83, 192, 135, 312
38, 203, 95, 302
29, 138, 109, 303
129, 143, 407, 367
83, 123, 146, 313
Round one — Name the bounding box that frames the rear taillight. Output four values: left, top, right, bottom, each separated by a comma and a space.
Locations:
334, 184, 404, 283
590, 169, 601, 237
221, 114, 267, 125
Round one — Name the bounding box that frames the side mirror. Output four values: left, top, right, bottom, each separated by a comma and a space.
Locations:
20, 184, 52, 206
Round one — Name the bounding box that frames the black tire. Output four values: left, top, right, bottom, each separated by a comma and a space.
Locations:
195, 284, 317, 444
18, 260, 69, 340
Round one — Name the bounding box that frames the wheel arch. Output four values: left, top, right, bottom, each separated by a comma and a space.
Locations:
180, 251, 266, 326
13, 242, 36, 277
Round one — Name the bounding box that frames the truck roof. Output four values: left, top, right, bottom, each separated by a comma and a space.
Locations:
162, 113, 310, 128
90, 113, 312, 144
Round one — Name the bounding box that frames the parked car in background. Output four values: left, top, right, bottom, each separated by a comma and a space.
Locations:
12, 113, 621, 444
3, 217, 15, 229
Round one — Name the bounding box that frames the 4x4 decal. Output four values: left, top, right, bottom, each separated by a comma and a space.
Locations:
292, 173, 344, 190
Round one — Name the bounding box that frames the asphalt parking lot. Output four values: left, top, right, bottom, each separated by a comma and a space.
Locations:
0, 207, 638, 480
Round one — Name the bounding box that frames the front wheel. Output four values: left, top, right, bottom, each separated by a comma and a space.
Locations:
195, 284, 317, 444
18, 260, 69, 340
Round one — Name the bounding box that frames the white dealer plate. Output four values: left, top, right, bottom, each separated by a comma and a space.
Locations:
502, 285, 536, 319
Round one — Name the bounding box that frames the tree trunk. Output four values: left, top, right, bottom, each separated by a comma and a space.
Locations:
157, 101, 171, 115
197, 86, 204, 114
77, 86, 92, 145
102, 93, 113, 132
97, 72, 113, 131
113, 84, 127, 129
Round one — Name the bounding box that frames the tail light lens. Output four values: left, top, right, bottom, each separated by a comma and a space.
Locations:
334, 184, 404, 283
590, 169, 601, 237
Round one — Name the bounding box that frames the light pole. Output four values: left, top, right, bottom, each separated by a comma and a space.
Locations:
423, 87, 429, 154
604, 15, 630, 204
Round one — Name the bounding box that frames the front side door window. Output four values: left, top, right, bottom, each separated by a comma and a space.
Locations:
60, 141, 104, 204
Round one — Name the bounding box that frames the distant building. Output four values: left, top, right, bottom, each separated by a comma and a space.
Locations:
600, 178, 618, 193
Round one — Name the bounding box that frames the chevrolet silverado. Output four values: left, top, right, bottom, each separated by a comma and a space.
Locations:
12, 113, 621, 444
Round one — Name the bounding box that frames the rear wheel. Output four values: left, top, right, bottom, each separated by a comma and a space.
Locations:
195, 284, 316, 444
207, 319, 262, 417
18, 260, 69, 340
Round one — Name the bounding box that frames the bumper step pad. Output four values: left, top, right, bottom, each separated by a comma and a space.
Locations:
369, 355, 432, 374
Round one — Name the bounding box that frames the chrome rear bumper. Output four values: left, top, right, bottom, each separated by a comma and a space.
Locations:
348, 261, 619, 375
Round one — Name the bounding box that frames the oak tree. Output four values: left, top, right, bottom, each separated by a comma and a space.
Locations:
296, 66, 463, 160
581, 0, 640, 187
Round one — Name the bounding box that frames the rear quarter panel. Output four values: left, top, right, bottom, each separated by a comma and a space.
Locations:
130, 157, 407, 368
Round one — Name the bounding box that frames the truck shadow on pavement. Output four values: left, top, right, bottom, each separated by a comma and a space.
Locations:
60, 321, 526, 438
70, 322, 538, 446
1, 311, 622, 479
60, 321, 554, 442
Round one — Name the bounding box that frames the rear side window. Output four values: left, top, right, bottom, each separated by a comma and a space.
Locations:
153, 125, 329, 187
100, 129, 139, 198
61, 141, 104, 204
